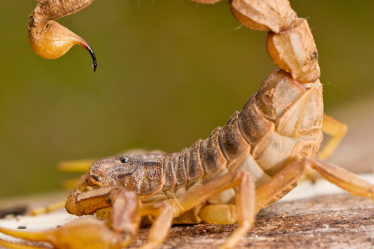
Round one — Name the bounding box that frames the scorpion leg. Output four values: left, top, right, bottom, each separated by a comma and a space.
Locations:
57, 159, 96, 172
165, 171, 255, 249
318, 114, 348, 160
138, 202, 173, 249
29, 199, 66, 216
219, 173, 255, 249
29, 173, 91, 216
255, 158, 374, 213
311, 159, 374, 198
255, 159, 312, 211
303, 115, 348, 182
58, 159, 95, 190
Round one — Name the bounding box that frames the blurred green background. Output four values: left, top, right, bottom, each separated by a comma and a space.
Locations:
1, 0, 374, 198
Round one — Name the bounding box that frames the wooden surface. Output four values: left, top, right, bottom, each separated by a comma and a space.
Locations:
127, 194, 374, 249
1, 192, 374, 249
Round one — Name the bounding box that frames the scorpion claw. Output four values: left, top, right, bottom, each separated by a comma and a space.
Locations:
0, 217, 128, 249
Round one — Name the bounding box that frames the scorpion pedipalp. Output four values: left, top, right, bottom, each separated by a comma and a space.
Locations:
0, 190, 142, 249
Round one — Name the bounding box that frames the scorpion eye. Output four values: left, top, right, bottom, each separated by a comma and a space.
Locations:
120, 157, 129, 163
91, 175, 100, 181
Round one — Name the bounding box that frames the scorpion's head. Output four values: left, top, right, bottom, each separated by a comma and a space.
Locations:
80, 153, 166, 198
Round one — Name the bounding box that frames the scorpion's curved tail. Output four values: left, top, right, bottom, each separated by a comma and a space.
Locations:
28, 0, 324, 201
28, 0, 320, 79
151, 0, 323, 199
28, 0, 97, 71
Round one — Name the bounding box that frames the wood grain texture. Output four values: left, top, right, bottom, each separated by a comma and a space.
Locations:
128, 194, 374, 249
0, 193, 374, 248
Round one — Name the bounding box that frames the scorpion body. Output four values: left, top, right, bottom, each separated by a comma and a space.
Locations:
88, 68, 323, 212
1, 1, 373, 249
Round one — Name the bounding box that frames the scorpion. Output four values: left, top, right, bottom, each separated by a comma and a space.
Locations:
0, 0, 373, 249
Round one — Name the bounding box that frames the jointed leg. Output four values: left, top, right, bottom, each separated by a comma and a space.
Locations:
222, 173, 255, 249
303, 114, 348, 182
255, 159, 312, 211
312, 159, 374, 198
139, 202, 173, 249
255, 158, 374, 213
166, 171, 256, 249
29, 199, 66, 216
30, 163, 94, 215
57, 159, 96, 172
29, 159, 95, 216
318, 114, 348, 160
58, 159, 96, 191
58, 159, 95, 190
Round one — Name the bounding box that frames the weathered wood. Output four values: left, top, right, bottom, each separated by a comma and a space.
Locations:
1, 193, 374, 248
129, 194, 374, 249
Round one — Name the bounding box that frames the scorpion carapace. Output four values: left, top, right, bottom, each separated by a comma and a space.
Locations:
1, 0, 372, 249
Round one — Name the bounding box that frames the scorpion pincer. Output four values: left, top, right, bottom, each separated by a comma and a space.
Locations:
0, 0, 372, 249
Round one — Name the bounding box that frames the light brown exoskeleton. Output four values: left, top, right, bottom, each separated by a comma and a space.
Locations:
1, 0, 373, 249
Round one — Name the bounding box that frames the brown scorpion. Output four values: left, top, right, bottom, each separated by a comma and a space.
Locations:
0, 0, 373, 249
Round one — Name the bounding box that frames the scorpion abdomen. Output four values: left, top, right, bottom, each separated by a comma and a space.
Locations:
162, 68, 323, 200
247, 68, 323, 176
